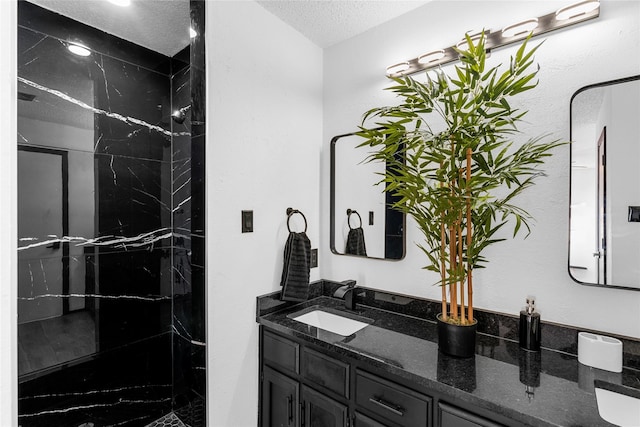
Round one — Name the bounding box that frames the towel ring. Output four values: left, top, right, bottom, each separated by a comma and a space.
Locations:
286, 207, 308, 233
346, 209, 362, 230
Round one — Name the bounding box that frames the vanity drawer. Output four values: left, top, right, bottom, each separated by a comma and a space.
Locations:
355, 370, 431, 427
301, 347, 350, 398
263, 330, 299, 375
439, 402, 505, 427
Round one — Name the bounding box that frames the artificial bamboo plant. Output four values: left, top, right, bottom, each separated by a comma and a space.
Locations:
357, 33, 561, 327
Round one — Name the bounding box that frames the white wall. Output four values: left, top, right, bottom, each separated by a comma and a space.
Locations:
206, 1, 322, 426
321, 0, 640, 338
0, 0, 18, 424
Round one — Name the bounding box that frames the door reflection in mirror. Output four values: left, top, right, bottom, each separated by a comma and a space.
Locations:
569, 75, 640, 290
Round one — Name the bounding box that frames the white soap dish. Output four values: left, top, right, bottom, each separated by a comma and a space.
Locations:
578, 332, 623, 373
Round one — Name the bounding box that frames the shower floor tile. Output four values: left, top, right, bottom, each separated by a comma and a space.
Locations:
145, 412, 188, 427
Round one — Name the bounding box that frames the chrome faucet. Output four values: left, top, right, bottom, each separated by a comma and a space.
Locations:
333, 280, 358, 310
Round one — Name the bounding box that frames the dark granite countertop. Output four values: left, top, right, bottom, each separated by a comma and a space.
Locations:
256, 283, 640, 427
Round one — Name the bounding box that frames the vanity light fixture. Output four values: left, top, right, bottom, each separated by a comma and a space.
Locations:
456, 31, 486, 51
556, 0, 600, 20
67, 42, 91, 57
502, 18, 539, 38
107, 0, 131, 6
386, 61, 410, 76
385, 0, 600, 77
418, 49, 445, 65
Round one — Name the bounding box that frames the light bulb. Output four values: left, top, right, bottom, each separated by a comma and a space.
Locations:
556, 0, 600, 21
418, 49, 445, 65
502, 18, 539, 38
386, 62, 410, 76
68, 43, 91, 57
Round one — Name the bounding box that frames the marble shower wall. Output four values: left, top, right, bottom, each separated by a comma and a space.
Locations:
16, 2, 205, 426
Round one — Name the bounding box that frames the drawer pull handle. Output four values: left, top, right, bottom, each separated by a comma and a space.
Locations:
369, 396, 404, 417
287, 395, 293, 423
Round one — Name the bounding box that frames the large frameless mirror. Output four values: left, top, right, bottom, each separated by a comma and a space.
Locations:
569, 75, 640, 290
330, 132, 405, 260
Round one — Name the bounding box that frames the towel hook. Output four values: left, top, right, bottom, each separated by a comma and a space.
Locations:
286, 207, 308, 233
346, 209, 362, 230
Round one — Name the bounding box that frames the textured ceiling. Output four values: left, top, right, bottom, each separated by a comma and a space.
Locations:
27, 0, 190, 57
28, 0, 431, 54
256, 0, 431, 48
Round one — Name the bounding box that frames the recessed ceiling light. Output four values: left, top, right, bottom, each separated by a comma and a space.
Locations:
108, 0, 131, 7
68, 43, 91, 57
189, 27, 197, 38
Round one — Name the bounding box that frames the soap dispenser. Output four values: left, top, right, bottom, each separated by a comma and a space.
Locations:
519, 296, 541, 352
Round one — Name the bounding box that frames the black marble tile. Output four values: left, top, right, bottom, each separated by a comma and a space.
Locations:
191, 343, 206, 400
190, 134, 205, 238
172, 46, 190, 76
96, 154, 171, 240
172, 332, 193, 408
190, 266, 206, 344
172, 60, 192, 162
19, 333, 172, 427
93, 91, 173, 161
94, 249, 172, 350
190, 0, 205, 126
172, 159, 192, 251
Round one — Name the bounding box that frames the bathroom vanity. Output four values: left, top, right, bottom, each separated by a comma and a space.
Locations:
256, 281, 640, 427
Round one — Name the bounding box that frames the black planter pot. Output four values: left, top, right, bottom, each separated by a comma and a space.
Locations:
437, 313, 478, 358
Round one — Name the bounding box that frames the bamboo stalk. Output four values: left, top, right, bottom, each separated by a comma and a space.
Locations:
458, 216, 465, 324
449, 137, 458, 321
440, 166, 448, 322
449, 223, 457, 320
466, 147, 474, 322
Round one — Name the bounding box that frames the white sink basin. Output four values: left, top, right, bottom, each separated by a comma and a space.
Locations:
595, 385, 640, 426
291, 309, 372, 336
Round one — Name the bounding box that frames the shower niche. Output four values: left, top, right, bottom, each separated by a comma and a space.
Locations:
16, 1, 206, 426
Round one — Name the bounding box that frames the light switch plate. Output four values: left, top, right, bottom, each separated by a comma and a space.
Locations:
241, 210, 253, 233
310, 248, 318, 268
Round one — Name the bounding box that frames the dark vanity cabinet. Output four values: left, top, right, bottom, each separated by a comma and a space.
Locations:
261, 330, 349, 427
259, 327, 515, 427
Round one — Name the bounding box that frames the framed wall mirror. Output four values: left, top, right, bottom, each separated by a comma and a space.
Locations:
330, 131, 405, 260
569, 75, 640, 290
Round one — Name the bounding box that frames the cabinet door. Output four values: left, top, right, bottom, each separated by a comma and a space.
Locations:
439, 402, 505, 427
301, 385, 348, 427
262, 366, 299, 427
354, 412, 387, 427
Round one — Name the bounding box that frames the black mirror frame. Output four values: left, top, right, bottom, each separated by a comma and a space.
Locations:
330, 131, 406, 261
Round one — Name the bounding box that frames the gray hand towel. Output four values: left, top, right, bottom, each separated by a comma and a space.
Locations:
280, 232, 311, 302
